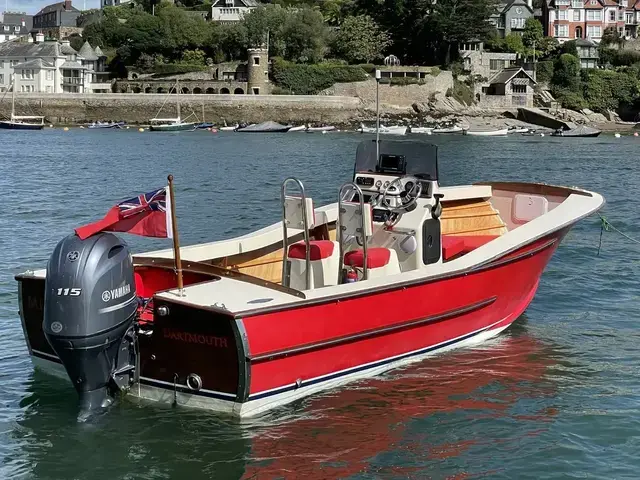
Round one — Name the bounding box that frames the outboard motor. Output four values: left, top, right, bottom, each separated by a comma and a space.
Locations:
43, 232, 138, 412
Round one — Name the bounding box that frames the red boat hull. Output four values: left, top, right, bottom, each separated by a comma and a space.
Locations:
18, 228, 566, 416
240, 232, 563, 408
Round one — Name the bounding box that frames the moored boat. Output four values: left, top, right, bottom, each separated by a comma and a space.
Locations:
358, 124, 407, 135
551, 125, 602, 137
236, 121, 291, 133
432, 125, 465, 134
0, 80, 44, 130
148, 81, 195, 132
463, 128, 509, 136
288, 125, 307, 132
306, 125, 336, 133
15, 139, 604, 418
87, 121, 126, 129
410, 126, 433, 134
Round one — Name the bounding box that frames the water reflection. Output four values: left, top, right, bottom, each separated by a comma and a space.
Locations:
241, 318, 560, 479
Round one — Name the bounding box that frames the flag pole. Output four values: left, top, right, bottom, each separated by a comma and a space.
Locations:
167, 175, 184, 295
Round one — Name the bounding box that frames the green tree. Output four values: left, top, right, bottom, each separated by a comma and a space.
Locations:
281, 7, 328, 63
503, 33, 526, 55
425, 0, 498, 64
522, 18, 543, 49
552, 53, 581, 90
332, 15, 391, 63
601, 26, 625, 48
182, 49, 206, 65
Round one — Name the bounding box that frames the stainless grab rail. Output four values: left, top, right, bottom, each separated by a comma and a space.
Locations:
338, 182, 368, 282
281, 178, 311, 290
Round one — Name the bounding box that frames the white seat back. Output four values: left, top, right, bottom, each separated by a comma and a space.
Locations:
283, 196, 315, 230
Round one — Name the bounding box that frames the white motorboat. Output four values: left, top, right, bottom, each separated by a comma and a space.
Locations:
219, 124, 239, 132
463, 128, 509, 137
358, 124, 407, 135
15, 139, 605, 418
307, 125, 336, 133
410, 127, 433, 135
509, 127, 529, 134
432, 125, 465, 134
288, 125, 307, 132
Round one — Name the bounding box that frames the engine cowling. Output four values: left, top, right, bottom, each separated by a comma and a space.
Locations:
43, 232, 138, 412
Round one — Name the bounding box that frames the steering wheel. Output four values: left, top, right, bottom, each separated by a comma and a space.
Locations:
380, 176, 423, 213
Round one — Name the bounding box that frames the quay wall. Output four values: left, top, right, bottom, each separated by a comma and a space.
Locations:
3, 94, 363, 125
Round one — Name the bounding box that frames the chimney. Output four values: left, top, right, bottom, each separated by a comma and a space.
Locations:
21, 19, 25, 27
64, 0, 72, 10
527, 0, 532, 8
35, 32, 45, 43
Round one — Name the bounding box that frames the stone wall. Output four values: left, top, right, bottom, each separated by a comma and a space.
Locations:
5, 93, 362, 124
322, 72, 454, 111
479, 93, 533, 108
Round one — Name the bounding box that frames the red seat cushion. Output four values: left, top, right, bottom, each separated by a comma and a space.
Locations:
442, 235, 499, 261
289, 240, 335, 260
441, 237, 466, 261
344, 248, 391, 269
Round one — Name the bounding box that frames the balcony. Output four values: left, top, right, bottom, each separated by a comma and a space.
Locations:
62, 77, 83, 85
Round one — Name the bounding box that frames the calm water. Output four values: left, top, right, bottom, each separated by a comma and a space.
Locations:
1, 129, 639, 479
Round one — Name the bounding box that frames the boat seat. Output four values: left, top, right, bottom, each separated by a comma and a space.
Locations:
442, 235, 499, 262
344, 247, 401, 279
287, 240, 340, 290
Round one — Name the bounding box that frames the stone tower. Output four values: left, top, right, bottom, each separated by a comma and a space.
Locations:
246, 48, 270, 95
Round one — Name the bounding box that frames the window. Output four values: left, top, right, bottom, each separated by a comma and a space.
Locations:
490, 59, 505, 70
512, 84, 527, 93
252, 87, 259, 94
555, 24, 569, 36
586, 10, 602, 20
619, 11, 624, 20
558, 9, 568, 19
627, 13, 633, 23
609, 10, 616, 20
587, 25, 602, 36
572, 0, 582, 6
511, 17, 526, 28
46, 70, 53, 81
556, 0, 569, 4
3, 26, 8, 31
573, 9, 581, 20
10, 60, 18, 67
253, 56, 260, 66
46, 85, 52, 93
590, 0, 596, 4
0, 74, 3, 84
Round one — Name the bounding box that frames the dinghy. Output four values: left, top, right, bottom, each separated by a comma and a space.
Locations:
288, 125, 307, 132
432, 125, 465, 134
307, 125, 336, 133
551, 125, 602, 138
15, 139, 604, 418
410, 127, 433, 134
463, 128, 509, 136
236, 121, 292, 133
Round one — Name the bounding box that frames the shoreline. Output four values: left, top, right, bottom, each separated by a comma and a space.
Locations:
3, 93, 636, 133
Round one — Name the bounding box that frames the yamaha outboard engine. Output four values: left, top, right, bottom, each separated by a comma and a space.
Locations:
43, 232, 138, 412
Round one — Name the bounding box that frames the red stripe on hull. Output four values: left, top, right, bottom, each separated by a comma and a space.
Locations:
243, 232, 564, 396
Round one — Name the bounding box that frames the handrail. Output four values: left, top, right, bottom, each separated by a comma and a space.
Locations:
281, 178, 311, 290
338, 182, 368, 282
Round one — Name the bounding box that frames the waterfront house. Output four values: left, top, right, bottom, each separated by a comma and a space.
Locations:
0, 13, 32, 44
211, 0, 258, 23
0, 35, 110, 93
460, 42, 519, 79
32, 0, 83, 40
576, 38, 600, 67
482, 67, 537, 107
100, 0, 133, 7
490, 0, 535, 37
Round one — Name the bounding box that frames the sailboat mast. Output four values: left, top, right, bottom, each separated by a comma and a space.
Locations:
11, 77, 16, 120
176, 80, 180, 121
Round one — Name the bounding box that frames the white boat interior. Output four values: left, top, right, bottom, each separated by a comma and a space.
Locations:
127, 140, 603, 316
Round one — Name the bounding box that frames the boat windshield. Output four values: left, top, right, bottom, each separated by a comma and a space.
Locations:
354, 140, 439, 180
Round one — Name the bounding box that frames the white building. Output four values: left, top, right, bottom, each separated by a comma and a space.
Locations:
0, 13, 32, 44
211, 0, 258, 22
0, 35, 111, 93
100, 0, 133, 8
